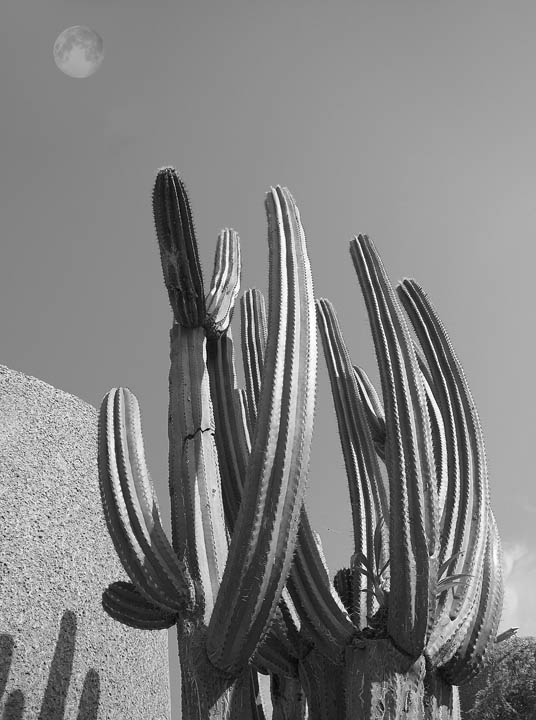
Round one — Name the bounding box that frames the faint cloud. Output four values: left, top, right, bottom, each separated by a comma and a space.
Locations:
500, 540, 536, 637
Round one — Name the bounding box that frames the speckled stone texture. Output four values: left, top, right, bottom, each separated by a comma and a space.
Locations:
0, 365, 171, 719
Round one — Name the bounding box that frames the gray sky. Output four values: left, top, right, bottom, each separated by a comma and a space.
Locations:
2, 0, 535, 715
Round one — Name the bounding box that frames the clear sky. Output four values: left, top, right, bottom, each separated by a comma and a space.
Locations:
2, 0, 535, 715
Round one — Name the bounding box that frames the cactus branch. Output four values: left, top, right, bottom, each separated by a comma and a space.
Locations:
206, 186, 317, 674
349, 235, 439, 657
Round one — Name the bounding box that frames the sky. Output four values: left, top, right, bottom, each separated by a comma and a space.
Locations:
2, 0, 536, 715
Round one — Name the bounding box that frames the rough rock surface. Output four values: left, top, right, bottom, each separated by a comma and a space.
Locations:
0, 365, 171, 719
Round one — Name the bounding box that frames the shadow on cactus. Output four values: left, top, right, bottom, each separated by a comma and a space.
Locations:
97, 169, 503, 720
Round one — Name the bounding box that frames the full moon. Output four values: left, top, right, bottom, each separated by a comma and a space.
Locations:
53, 26, 104, 78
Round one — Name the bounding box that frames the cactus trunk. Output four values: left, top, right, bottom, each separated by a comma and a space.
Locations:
344, 640, 460, 720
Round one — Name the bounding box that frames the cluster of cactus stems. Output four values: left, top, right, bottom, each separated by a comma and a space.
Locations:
97, 167, 503, 720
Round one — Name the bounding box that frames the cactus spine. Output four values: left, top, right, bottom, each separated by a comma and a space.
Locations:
98, 173, 503, 720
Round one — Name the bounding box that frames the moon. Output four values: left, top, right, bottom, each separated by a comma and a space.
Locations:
53, 26, 104, 78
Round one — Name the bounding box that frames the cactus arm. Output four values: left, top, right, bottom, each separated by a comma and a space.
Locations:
240, 289, 354, 657
316, 297, 387, 629
208, 285, 322, 676
349, 235, 439, 657
439, 509, 504, 685
241, 288, 268, 432
98, 388, 194, 612
153, 167, 205, 327
206, 186, 317, 675
205, 281, 306, 669
395, 281, 462, 575
204, 228, 241, 339
102, 581, 179, 629
204, 255, 309, 680
397, 282, 489, 605
397, 279, 493, 668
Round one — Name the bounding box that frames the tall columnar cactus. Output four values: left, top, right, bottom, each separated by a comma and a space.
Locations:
98, 168, 317, 719
97, 170, 503, 720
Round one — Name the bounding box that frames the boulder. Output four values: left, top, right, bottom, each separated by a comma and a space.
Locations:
0, 365, 171, 719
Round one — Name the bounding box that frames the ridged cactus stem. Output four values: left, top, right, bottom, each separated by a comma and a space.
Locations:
349, 235, 439, 658
206, 186, 318, 674
168, 323, 229, 623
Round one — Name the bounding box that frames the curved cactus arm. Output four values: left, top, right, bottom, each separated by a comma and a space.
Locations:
316, 297, 388, 629
395, 281, 463, 577
241, 288, 353, 657
207, 286, 322, 675
98, 388, 195, 613
352, 365, 386, 461
241, 288, 268, 433
349, 235, 439, 657
396, 280, 490, 630
102, 581, 179, 630
204, 228, 241, 339
153, 167, 205, 328
437, 509, 504, 685
206, 186, 317, 675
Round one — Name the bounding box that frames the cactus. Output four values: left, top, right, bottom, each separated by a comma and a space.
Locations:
97, 171, 503, 720
98, 168, 317, 719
